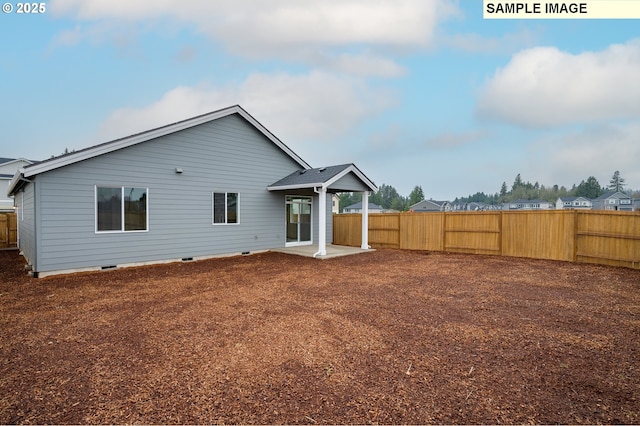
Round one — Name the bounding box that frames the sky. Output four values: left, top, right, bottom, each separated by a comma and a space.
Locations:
1, 1, 639, 200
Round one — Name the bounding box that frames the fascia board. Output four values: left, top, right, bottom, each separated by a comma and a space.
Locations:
7, 168, 26, 196
267, 183, 325, 191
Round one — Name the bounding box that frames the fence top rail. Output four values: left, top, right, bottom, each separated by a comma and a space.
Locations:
337, 210, 639, 217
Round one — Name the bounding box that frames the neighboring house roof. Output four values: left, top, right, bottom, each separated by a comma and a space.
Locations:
511, 199, 549, 204
410, 199, 450, 211
0, 157, 37, 165
9, 105, 310, 195
344, 202, 383, 211
268, 163, 377, 192
594, 191, 631, 200
558, 196, 591, 202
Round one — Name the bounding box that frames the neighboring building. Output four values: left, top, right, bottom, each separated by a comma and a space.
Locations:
503, 199, 554, 211
450, 201, 495, 211
8, 105, 377, 277
592, 191, 633, 211
634, 198, 640, 211
410, 199, 452, 212
343, 201, 384, 214
331, 194, 340, 215
556, 196, 593, 210
1, 157, 34, 211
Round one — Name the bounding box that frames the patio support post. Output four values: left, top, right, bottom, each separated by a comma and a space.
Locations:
314, 186, 327, 257
361, 191, 370, 249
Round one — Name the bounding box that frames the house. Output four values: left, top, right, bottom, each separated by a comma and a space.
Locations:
331, 194, 340, 215
410, 199, 451, 212
8, 105, 377, 277
450, 201, 495, 211
1, 158, 34, 211
635, 198, 640, 212
503, 199, 554, 211
342, 201, 384, 214
555, 196, 593, 210
592, 191, 633, 211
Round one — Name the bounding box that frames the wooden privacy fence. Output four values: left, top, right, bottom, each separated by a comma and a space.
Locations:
333, 210, 640, 270
0, 213, 18, 249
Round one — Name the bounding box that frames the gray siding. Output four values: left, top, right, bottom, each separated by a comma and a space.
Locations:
16, 183, 37, 269
328, 173, 370, 192
34, 114, 303, 273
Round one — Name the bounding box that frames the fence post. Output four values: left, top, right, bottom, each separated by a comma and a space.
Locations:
498, 211, 503, 256
442, 212, 447, 251
573, 210, 579, 263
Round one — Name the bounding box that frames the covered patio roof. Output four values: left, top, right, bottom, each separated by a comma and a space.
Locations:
268, 163, 377, 258
267, 163, 377, 193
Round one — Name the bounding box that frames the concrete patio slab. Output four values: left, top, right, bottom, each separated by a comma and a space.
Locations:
270, 244, 375, 259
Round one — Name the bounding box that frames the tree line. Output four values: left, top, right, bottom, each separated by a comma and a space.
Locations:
339, 171, 636, 212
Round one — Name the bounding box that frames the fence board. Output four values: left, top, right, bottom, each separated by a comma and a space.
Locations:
444, 212, 501, 254
0, 214, 6, 246
501, 211, 575, 261
333, 210, 640, 269
576, 211, 640, 269
332, 214, 362, 246
368, 214, 401, 248
400, 213, 443, 250
0, 213, 17, 248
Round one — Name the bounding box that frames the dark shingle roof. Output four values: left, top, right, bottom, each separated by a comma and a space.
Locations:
269, 164, 353, 188
344, 202, 383, 210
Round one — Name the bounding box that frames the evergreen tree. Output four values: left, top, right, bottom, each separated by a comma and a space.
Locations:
608, 171, 626, 192
408, 185, 425, 206
369, 183, 406, 211
575, 176, 604, 199
499, 182, 508, 197
512, 174, 523, 191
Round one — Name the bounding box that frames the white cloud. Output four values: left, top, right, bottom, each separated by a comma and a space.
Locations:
444, 28, 539, 54
50, 0, 454, 47
49, 0, 457, 75
327, 53, 407, 78
477, 39, 640, 127
95, 71, 397, 158
424, 129, 489, 149
525, 121, 640, 189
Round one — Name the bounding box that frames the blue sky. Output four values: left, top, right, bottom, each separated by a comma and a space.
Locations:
2, 1, 639, 199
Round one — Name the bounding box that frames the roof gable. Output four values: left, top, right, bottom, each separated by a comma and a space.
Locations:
595, 190, 630, 200
344, 202, 383, 210
268, 163, 377, 192
20, 105, 310, 179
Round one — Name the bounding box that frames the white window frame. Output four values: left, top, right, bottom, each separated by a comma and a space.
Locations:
95, 186, 149, 233
212, 192, 240, 225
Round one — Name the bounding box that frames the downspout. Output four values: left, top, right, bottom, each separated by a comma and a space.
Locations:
313, 186, 327, 258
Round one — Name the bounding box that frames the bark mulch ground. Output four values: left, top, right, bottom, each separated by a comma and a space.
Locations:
1, 248, 639, 424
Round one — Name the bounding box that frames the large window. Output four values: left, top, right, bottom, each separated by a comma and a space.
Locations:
213, 192, 239, 224
96, 186, 148, 232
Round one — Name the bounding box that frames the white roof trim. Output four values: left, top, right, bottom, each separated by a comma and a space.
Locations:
0, 158, 33, 167
267, 164, 377, 192
323, 164, 377, 192
7, 168, 26, 196
20, 105, 310, 179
